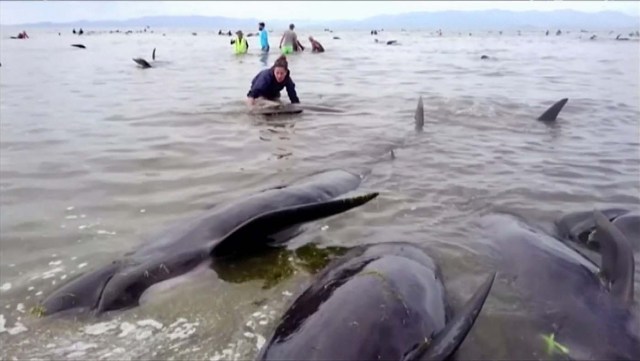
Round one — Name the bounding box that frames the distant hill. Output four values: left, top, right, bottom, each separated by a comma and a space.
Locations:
3, 10, 639, 31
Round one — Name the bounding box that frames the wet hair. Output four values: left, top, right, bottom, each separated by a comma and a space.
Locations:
259, 22, 265, 28
289, 24, 295, 30
273, 55, 288, 70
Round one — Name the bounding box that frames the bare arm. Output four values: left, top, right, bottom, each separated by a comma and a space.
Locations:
279, 34, 285, 48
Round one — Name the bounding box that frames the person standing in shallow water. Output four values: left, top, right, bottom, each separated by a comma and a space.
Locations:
279, 24, 304, 54
258, 22, 269, 53
246, 55, 300, 109
230, 30, 249, 54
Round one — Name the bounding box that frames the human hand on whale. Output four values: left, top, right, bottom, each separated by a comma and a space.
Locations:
247, 98, 303, 115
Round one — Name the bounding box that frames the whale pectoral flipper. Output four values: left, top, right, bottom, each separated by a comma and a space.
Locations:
210, 193, 379, 258
593, 210, 635, 305
402, 272, 496, 361
537, 98, 568, 121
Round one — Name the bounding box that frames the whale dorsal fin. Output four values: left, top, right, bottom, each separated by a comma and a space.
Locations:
415, 96, 424, 131
401, 272, 496, 361
594, 209, 635, 305
152, 48, 156, 61
537, 98, 568, 121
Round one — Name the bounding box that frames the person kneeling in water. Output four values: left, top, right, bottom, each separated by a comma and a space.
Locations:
308, 36, 325, 52
246, 55, 300, 108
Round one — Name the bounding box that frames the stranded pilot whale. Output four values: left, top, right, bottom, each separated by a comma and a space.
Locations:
256, 242, 495, 361
479, 210, 639, 360
39, 169, 378, 316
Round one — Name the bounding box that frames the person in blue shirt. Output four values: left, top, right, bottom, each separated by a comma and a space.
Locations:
246, 55, 300, 108
258, 22, 269, 52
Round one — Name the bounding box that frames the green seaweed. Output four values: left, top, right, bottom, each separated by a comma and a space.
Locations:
29, 305, 46, 318
213, 247, 295, 289
293, 243, 349, 273
541, 333, 570, 356
212, 243, 349, 289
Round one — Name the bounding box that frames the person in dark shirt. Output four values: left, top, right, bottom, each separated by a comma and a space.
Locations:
246, 55, 300, 108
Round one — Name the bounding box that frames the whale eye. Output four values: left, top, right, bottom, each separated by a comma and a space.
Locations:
582, 230, 601, 250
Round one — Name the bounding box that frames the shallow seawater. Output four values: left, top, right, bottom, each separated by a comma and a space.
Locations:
1, 27, 639, 360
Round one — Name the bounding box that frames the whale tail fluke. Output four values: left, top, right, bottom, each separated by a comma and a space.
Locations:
537, 98, 568, 121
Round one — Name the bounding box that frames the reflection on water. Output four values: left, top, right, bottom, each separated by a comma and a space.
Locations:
261, 121, 296, 160
259, 52, 270, 67
0, 27, 639, 360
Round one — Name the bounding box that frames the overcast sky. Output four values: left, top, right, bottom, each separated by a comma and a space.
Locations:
1, 1, 638, 25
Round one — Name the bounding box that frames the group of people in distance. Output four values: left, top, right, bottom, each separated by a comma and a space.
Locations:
238, 22, 325, 111
231, 22, 325, 55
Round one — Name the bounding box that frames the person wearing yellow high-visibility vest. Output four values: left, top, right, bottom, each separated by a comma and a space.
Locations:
230, 30, 249, 54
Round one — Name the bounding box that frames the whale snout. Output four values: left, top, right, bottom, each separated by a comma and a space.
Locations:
40, 262, 119, 316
